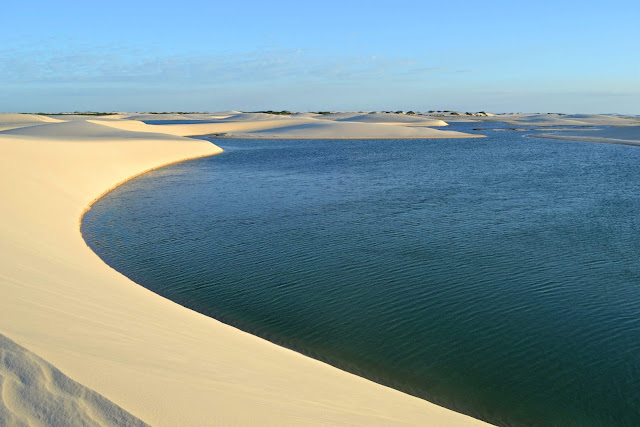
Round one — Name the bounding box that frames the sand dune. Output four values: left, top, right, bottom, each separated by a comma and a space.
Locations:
121, 112, 239, 122
92, 117, 317, 136
0, 115, 489, 425
0, 113, 65, 131
91, 112, 480, 139
0, 333, 148, 426
223, 112, 301, 121
238, 120, 475, 139
296, 112, 448, 126
331, 112, 448, 127
305, 112, 366, 120
2, 119, 187, 141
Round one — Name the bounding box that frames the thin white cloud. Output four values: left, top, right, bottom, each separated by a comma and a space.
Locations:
0, 43, 446, 86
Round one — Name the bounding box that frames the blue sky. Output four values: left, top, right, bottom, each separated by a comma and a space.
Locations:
2, 1, 639, 113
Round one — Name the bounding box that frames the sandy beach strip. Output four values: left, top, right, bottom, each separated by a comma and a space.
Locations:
0, 114, 489, 425
534, 126, 640, 146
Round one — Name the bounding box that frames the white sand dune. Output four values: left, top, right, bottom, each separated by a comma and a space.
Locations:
306, 112, 447, 126
1, 119, 187, 141
237, 120, 475, 139
121, 112, 239, 122
225, 112, 300, 121
91, 113, 482, 139
292, 112, 323, 118
306, 112, 364, 120
0, 115, 489, 426
0, 333, 148, 426
0, 113, 65, 131
92, 117, 317, 136
91, 113, 479, 140
46, 114, 125, 121
124, 112, 296, 123
330, 112, 448, 127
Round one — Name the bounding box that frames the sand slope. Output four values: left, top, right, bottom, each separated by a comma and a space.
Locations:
0, 116, 489, 425
0, 333, 148, 427
0, 119, 188, 141
240, 120, 472, 139
311, 112, 449, 127
0, 114, 64, 131
92, 116, 316, 137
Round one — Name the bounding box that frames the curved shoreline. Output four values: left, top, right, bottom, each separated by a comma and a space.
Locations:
531, 133, 640, 147
80, 151, 221, 227
0, 116, 489, 425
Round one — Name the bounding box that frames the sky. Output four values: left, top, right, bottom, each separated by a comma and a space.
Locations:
2, 0, 639, 114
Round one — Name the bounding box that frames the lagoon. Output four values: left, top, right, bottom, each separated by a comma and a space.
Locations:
83, 126, 640, 426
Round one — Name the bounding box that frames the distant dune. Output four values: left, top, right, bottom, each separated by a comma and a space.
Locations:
0, 113, 64, 131
92, 111, 481, 139
311, 112, 449, 127
238, 119, 471, 139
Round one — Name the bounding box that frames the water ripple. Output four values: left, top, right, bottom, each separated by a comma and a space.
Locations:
83, 133, 640, 426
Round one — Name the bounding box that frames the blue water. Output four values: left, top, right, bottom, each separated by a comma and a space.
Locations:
82, 126, 640, 426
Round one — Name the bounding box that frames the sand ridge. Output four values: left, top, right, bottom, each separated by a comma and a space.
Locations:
0, 113, 65, 131
0, 115, 489, 425
311, 112, 449, 127
238, 120, 470, 139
